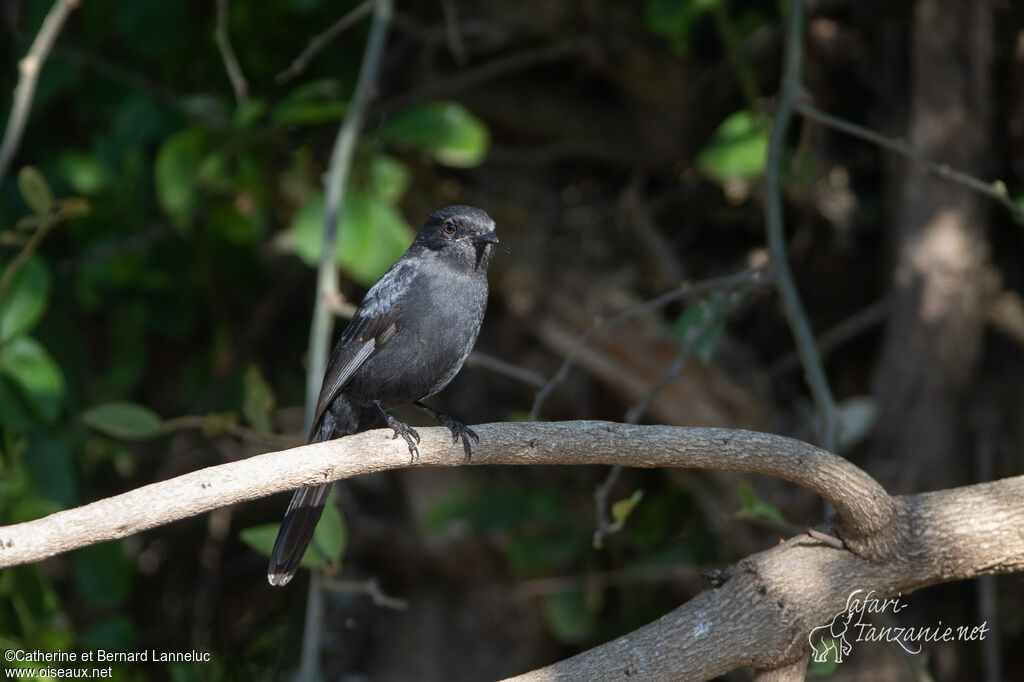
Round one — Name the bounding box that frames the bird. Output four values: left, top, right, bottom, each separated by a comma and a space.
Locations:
267, 205, 499, 586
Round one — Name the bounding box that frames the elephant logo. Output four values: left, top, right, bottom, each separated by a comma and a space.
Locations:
808, 608, 855, 663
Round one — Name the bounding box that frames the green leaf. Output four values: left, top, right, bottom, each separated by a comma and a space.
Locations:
240, 490, 347, 569
288, 189, 414, 286
376, 101, 490, 167
271, 80, 348, 126
308, 495, 347, 567
84, 614, 137, 652
82, 401, 162, 440
697, 110, 769, 182
239, 523, 280, 558
155, 128, 209, 223
644, 0, 717, 53
17, 166, 55, 215
58, 151, 112, 195
734, 480, 784, 523
543, 588, 598, 643
25, 432, 78, 506
0, 336, 64, 423
368, 153, 411, 204
242, 364, 275, 431
608, 488, 644, 533
0, 257, 50, 342
234, 98, 267, 129
672, 294, 728, 362
0, 376, 36, 431
73, 541, 133, 609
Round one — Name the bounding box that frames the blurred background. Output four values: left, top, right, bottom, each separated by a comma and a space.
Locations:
1, 0, 1023, 680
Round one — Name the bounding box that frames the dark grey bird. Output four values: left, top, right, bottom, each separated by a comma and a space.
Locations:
268, 205, 499, 586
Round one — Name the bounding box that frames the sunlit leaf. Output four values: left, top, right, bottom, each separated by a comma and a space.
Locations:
368, 153, 410, 204
376, 101, 490, 167
0, 336, 64, 423
608, 488, 644, 533
239, 523, 279, 558
155, 127, 209, 223
17, 166, 54, 216
58, 151, 112, 195
697, 110, 769, 182
242, 364, 275, 431
288, 189, 414, 286
308, 495, 347, 567
82, 401, 162, 440
0, 257, 50, 343
240, 489, 347, 569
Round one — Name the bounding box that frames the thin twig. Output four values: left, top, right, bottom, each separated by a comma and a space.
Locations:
466, 351, 546, 388
378, 38, 588, 114
440, 0, 467, 68
323, 577, 409, 610
0, 214, 60, 300
527, 265, 770, 420
275, 0, 376, 85
0, 0, 80, 184
769, 297, 891, 377
796, 100, 1024, 225
214, 0, 248, 104
763, 0, 838, 453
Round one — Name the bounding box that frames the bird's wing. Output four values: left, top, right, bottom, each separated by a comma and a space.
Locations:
306, 258, 415, 441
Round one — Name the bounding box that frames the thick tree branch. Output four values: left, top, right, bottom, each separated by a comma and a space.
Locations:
506, 475, 1024, 681
0, 422, 890, 568
0, 421, 1020, 680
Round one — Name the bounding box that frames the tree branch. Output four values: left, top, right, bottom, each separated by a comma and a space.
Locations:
764, 0, 838, 453
0, 0, 80, 184
528, 265, 771, 420
274, 0, 376, 86
795, 100, 1024, 225
0, 422, 1020, 680
214, 0, 248, 104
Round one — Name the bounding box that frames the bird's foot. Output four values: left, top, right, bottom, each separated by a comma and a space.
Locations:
388, 417, 420, 462
414, 402, 477, 461
376, 401, 420, 461
443, 417, 478, 461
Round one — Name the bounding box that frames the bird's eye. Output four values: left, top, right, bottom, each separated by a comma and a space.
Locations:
442, 219, 456, 236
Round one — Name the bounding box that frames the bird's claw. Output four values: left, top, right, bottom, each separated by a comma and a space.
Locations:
386, 417, 420, 462
440, 418, 478, 461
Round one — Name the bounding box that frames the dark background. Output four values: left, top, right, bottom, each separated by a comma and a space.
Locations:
1, 0, 1023, 680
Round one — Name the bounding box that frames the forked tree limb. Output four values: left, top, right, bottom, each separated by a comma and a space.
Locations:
1, 421, 1021, 680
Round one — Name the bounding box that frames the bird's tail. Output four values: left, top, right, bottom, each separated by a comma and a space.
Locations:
267, 398, 378, 586
267, 482, 333, 586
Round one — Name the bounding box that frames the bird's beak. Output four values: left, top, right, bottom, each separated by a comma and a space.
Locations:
470, 232, 500, 245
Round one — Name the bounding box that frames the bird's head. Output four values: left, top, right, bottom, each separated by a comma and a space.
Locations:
414, 205, 499, 272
